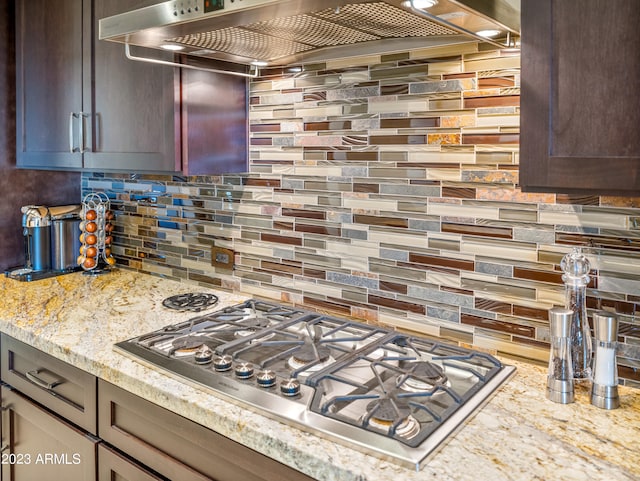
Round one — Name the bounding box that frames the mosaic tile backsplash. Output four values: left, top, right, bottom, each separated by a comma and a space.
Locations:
83, 46, 640, 386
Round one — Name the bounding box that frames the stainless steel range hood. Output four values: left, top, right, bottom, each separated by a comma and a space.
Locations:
99, 0, 519, 71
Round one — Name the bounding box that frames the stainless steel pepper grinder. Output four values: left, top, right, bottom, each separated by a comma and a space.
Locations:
546, 307, 574, 404
591, 311, 620, 410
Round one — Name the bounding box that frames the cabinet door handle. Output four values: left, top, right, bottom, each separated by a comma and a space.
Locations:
79, 112, 90, 153
69, 112, 78, 153
26, 370, 63, 391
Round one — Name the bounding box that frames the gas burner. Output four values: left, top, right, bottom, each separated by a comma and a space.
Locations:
234, 316, 272, 337
370, 414, 421, 440
288, 343, 333, 371
365, 398, 421, 440
162, 293, 219, 312
240, 317, 271, 328
366, 397, 410, 425
399, 361, 450, 393
171, 336, 210, 355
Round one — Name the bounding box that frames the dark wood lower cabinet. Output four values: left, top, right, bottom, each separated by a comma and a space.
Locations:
0, 335, 97, 435
98, 380, 314, 481
0, 386, 98, 481
0, 334, 314, 481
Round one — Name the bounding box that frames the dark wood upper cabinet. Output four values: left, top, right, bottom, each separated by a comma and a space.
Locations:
15, 0, 247, 175
84, 0, 180, 172
520, 0, 640, 196
15, 0, 85, 170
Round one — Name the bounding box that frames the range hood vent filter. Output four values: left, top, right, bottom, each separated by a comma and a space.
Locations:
169, 3, 459, 61
99, 0, 520, 69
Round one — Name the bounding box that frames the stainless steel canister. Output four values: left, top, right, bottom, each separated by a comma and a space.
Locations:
49, 205, 82, 271
22, 205, 51, 271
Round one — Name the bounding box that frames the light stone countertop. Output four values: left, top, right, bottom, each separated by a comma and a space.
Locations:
1, 269, 639, 481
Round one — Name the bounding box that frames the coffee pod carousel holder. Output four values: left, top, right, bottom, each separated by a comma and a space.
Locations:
77, 193, 116, 275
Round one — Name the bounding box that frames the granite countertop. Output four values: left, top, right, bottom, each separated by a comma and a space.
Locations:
1, 269, 639, 481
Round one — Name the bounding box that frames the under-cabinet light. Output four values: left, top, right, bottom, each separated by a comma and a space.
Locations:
476, 29, 502, 38
411, 0, 438, 8
161, 43, 185, 51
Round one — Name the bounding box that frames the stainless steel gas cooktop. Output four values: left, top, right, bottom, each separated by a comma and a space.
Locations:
115, 299, 516, 471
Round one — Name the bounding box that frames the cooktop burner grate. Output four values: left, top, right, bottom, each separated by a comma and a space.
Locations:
162, 293, 219, 312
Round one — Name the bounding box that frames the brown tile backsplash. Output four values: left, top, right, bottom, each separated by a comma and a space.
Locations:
408, 253, 475, 272
83, 47, 640, 386
354, 214, 408, 229
461, 313, 536, 338
462, 94, 520, 108
441, 223, 513, 239
260, 233, 303, 246
282, 208, 326, 220
380, 118, 440, 129
304, 121, 352, 131
462, 133, 520, 145
477, 76, 516, 88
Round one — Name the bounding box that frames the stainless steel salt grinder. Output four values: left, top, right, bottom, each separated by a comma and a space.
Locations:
591, 311, 620, 410
561, 247, 593, 381
546, 307, 575, 404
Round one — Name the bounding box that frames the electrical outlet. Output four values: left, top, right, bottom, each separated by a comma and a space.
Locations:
211, 246, 235, 269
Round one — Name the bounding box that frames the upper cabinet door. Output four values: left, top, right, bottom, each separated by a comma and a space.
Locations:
84, 0, 179, 173
15, 0, 85, 169
15, 0, 246, 175
16, 0, 179, 173
520, 0, 640, 196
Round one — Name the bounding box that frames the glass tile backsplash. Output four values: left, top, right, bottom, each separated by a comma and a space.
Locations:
83, 47, 640, 386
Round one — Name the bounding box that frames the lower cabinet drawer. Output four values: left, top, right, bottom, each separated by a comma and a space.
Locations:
1, 386, 98, 481
98, 380, 314, 481
98, 443, 168, 481
0, 334, 97, 434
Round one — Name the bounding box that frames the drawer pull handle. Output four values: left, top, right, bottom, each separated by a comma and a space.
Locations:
26, 370, 63, 391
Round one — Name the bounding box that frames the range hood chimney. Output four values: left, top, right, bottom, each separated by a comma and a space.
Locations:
99, 0, 520, 72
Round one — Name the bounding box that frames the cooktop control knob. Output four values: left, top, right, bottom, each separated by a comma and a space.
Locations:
280, 378, 301, 397
212, 354, 233, 372
235, 362, 254, 379
194, 346, 213, 365
256, 370, 276, 388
